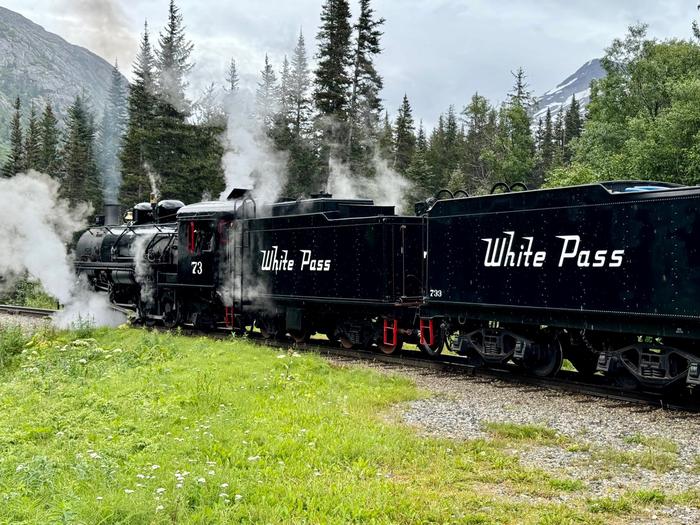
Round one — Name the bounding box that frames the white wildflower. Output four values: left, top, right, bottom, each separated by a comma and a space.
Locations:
197, 477, 206, 484
156, 504, 164, 511
96, 496, 103, 501
219, 493, 228, 498
78, 358, 87, 364
247, 455, 260, 462
124, 489, 134, 494
156, 487, 166, 494
235, 494, 242, 501
151, 464, 160, 470
220, 483, 229, 488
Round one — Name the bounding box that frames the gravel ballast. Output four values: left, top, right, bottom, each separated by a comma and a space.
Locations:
328, 356, 700, 524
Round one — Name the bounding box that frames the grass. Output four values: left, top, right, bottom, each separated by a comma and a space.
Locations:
592, 447, 679, 473
0, 325, 677, 524
2, 279, 57, 309
483, 422, 566, 445
623, 433, 678, 454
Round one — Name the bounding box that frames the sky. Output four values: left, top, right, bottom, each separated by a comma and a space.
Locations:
2, 0, 699, 125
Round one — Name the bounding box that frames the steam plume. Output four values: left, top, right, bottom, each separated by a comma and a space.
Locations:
219, 88, 288, 204
0, 171, 124, 327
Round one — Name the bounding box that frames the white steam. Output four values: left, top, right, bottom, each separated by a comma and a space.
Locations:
327, 154, 412, 213
219, 88, 288, 204
132, 235, 154, 305
0, 171, 125, 328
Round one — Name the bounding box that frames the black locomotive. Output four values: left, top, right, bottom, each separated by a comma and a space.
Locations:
75, 181, 700, 390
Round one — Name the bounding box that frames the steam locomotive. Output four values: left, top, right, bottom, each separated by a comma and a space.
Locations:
75, 181, 700, 390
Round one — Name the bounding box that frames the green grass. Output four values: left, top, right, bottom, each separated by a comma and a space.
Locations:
623, 433, 679, 454
591, 447, 679, 473
0, 325, 666, 524
484, 422, 566, 445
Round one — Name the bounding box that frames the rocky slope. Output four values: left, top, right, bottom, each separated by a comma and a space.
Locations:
0, 6, 126, 153
533, 58, 606, 122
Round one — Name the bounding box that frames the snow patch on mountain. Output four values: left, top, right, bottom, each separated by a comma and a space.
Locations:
532, 59, 605, 122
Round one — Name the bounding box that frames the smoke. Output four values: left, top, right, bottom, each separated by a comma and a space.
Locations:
144, 163, 161, 201
57, 0, 137, 76
219, 88, 288, 204
327, 154, 412, 213
0, 171, 125, 328
52, 280, 126, 329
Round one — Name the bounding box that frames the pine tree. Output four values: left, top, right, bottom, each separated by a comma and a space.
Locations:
2, 97, 24, 177
427, 106, 462, 191
38, 102, 61, 177
61, 95, 102, 210
279, 55, 292, 121
226, 58, 239, 93
347, 0, 384, 152
121, 22, 158, 205
393, 94, 415, 174
314, 0, 353, 181
553, 109, 566, 166
155, 0, 194, 117
541, 107, 554, 170
99, 62, 128, 203
377, 111, 394, 161
406, 120, 432, 204
563, 95, 583, 163
314, 0, 353, 117
289, 30, 311, 138
256, 54, 278, 129
461, 93, 497, 191
24, 103, 41, 171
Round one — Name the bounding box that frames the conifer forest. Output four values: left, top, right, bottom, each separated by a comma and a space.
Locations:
3, 1, 700, 214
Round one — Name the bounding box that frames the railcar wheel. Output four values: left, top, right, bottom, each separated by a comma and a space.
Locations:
568, 352, 599, 378
419, 337, 444, 357
525, 338, 563, 377
379, 338, 403, 355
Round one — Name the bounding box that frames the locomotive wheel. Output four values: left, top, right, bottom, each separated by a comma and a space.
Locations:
339, 336, 354, 349
162, 300, 180, 329
258, 319, 279, 340
525, 338, 563, 377
289, 330, 310, 344
379, 338, 403, 355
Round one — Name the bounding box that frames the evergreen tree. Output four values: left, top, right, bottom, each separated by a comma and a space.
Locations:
2, 97, 24, 177
493, 69, 536, 186
23, 103, 41, 171
563, 94, 583, 163
427, 106, 463, 191
377, 111, 394, 161
99, 61, 128, 203
256, 54, 278, 129
461, 93, 497, 191
541, 107, 555, 170
38, 102, 61, 177
279, 55, 292, 121
194, 83, 225, 127
405, 120, 432, 204
121, 22, 158, 205
289, 30, 311, 138
393, 94, 415, 174
314, 0, 353, 181
314, 0, 353, 117
61, 95, 102, 211
553, 109, 565, 166
347, 0, 384, 163
155, 0, 194, 117
226, 58, 239, 93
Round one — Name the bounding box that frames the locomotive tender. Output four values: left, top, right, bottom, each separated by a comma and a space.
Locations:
75, 181, 700, 390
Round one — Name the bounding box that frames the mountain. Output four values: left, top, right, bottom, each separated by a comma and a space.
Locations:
0, 6, 126, 155
532, 58, 606, 122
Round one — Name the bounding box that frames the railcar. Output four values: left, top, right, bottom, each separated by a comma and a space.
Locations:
419, 181, 700, 388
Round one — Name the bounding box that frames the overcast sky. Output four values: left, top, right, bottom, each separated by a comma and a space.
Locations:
3, 0, 699, 124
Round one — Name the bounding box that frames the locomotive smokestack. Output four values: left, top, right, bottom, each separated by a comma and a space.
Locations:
103, 203, 122, 226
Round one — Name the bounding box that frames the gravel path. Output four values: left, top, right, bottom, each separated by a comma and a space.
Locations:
328, 356, 700, 524
0, 312, 51, 333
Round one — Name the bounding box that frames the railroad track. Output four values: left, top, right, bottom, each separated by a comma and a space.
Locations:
2, 304, 697, 412
170, 326, 700, 414
0, 304, 132, 319
0, 304, 57, 318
